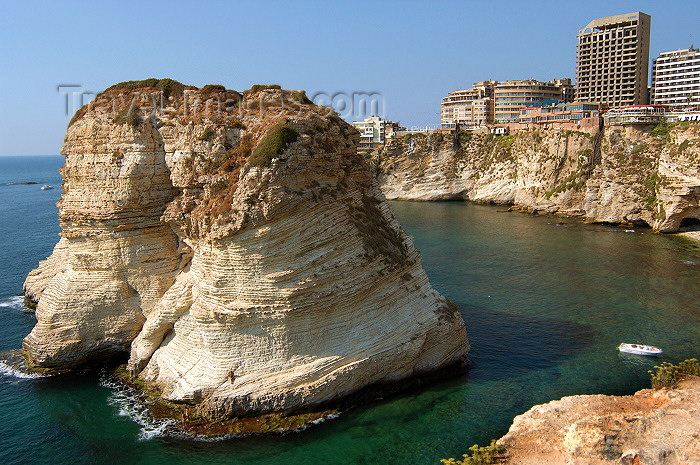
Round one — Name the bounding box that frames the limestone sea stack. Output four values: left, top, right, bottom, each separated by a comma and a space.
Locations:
22, 80, 469, 418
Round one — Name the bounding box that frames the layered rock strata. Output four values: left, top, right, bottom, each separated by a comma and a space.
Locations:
373, 125, 700, 232
23, 81, 469, 418
498, 378, 700, 465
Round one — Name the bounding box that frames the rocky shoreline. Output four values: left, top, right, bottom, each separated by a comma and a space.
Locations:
497, 378, 700, 465
371, 123, 700, 233
110, 360, 468, 438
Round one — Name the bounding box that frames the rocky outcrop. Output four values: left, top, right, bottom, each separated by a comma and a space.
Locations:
373, 124, 700, 232
22, 80, 469, 419
498, 378, 700, 465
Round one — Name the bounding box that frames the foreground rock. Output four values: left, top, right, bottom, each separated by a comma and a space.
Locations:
498, 378, 700, 465
22, 80, 469, 423
373, 124, 700, 232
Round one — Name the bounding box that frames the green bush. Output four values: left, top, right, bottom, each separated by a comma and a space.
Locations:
630, 141, 647, 155
228, 119, 246, 129
115, 106, 140, 127
23, 297, 37, 311
441, 440, 506, 465
104, 78, 186, 99
244, 84, 282, 97
248, 124, 299, 167
651, 122, 671, 141
291, 90, 313, 104
201, 126, 215, 141
649, 358, 700, 389
200, 84, 226, 93
459, 131, 473, 144
68, 105, 86, 127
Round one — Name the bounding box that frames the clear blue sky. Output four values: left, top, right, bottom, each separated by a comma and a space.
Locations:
1, 0, 698, 156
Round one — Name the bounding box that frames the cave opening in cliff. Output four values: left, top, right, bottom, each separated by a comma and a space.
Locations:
679, 217, 700, 231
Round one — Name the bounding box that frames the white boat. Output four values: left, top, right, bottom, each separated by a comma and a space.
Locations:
618, 343, 663, 356
40, 185, 53, 190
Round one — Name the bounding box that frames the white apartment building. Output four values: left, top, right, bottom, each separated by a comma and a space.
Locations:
652, 46, 700, 109
353, 116, 386, 150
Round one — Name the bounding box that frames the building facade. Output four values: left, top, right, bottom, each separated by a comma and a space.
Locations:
440, 80, 496, 127
494, 79, 572, 123
652, 46, 700, 109
603, 104, 667, 125
519, 102, 601, 129
576, 12, 651, 107
352, 116, 405, 151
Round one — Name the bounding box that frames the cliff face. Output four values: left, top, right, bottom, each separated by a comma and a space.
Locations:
498, 378, 700, 465
374, 125, 700, 232
23, 81, 469, 417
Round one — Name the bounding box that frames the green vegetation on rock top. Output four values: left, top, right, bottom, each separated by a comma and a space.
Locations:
104, 78, 187, 98
200, 84, 227, 93
244, 84, 282, 97
248, 124, 299, 167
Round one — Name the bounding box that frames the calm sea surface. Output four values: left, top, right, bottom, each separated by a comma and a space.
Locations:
1, 155, 699, 464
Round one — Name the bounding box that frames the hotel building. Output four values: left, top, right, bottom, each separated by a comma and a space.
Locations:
494, 79, 573, 123
576, 12, 651, 107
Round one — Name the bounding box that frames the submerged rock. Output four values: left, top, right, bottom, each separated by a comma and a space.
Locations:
22, 80, 469, 420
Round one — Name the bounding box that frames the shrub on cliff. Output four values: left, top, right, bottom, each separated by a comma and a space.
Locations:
200, 84, 226, 93
104, 78, 186, 99
200, 126, 215, 141
248, 124, 299, 167
649, 358, 700, 389
244, 84, 282, 97
115, 107, 141, 127
291, 90, 313, 104
440, 440, 506, 465
651, 122, 672, 141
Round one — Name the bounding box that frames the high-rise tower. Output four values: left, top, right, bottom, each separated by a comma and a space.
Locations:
576, 12, 651, 107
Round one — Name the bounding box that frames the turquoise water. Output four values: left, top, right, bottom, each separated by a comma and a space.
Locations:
1, 155, 699, 464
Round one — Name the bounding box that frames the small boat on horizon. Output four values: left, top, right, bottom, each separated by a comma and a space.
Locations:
618, 343, 663, 356
40, 185, 53, 190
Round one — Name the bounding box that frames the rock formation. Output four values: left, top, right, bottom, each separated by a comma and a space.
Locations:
497, 378, 700, 464
372, 124, 700, 232
22, 80, 469, 419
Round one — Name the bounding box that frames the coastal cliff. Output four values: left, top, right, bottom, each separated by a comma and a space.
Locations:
372, 124, 700, 232
22, 80, 469, 420
498, 378, 700, 464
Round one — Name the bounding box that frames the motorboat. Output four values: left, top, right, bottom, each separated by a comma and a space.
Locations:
618, 343, 663, 356
40, 185, 53, 190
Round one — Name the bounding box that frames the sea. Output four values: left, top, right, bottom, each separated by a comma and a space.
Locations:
1, 155, 699, 465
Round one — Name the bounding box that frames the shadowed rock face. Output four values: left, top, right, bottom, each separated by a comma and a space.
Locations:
23, 81, 469, 417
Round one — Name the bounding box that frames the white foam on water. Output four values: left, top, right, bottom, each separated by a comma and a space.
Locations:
100, 375, 176, 441
625, 229, 635, 233
0, 296, 26, 309
309, 412, 341, 425
100, 374, 343, 441
0, 360, 44, 379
